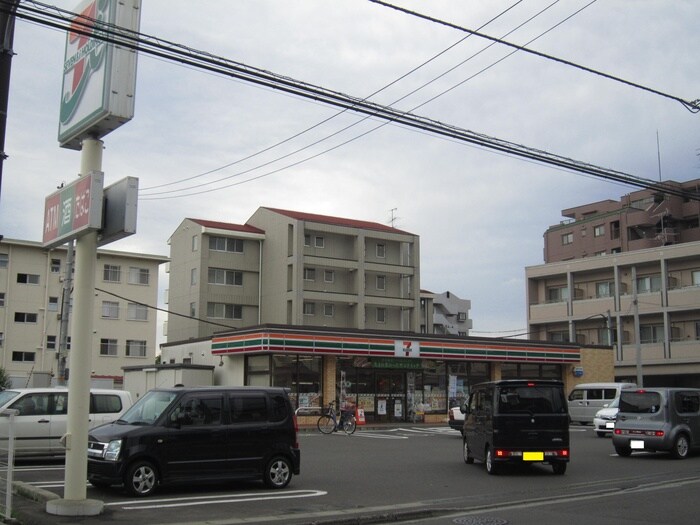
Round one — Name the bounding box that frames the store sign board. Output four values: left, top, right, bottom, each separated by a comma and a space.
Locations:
58, 0, 141, 150
98, 176, 138, 246
43, 171, 104, 249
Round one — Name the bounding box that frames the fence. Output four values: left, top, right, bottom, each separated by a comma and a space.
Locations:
0, 409, 17, 521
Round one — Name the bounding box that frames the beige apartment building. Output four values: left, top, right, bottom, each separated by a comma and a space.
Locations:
528, 179, 700, 387
0, 238, 168, 388
166, 207, 421, 341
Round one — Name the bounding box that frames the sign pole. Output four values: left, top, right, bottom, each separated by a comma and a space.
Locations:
47, 138, 104, 516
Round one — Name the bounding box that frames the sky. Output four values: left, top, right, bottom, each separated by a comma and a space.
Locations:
1, 0, 698, 343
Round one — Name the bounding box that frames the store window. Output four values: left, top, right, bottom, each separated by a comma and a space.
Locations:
421, 360, 447, 414
246, 354, 322, 408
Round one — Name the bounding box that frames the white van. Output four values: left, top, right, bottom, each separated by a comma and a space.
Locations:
567, 382, 636, 425
0, 387, 133, 457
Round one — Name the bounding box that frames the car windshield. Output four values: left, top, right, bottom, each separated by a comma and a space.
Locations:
497, 385, 566, 414
118, 390, 178, 424
0, 390, 20, 408
619, 391, 661, 414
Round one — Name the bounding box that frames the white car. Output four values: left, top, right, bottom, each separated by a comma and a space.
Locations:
0, 387, 133, 457
448, 404, 465, 434
593, 397, 619, 437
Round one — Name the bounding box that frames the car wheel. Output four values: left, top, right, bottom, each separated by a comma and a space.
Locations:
124, 460, 158, 497
264, 456, 292, 489
615, 445, 632, 457
463, 439, 474, 464
552, 462, 567, 475
485, 447, 499, 475
671, 434, 690, 459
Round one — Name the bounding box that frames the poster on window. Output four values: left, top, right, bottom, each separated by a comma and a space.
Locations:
377, 398, 387, 415
394, 399, 402, 418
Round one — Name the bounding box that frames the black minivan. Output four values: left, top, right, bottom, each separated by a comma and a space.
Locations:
87, 387, 300, 496
462, 379, 570, 475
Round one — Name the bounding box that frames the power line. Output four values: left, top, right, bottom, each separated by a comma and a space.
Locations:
368, 0, 700, 114
7, 1, 699, 202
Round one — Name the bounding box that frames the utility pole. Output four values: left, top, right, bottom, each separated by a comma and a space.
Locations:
0, 0, 18, 202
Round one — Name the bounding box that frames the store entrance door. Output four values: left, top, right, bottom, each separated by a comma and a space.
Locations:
375, 371, 405, 422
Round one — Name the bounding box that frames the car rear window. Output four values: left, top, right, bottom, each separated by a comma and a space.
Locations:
619, 391, 661, 413
91, 394, 124, 414
497, 386, 566, 414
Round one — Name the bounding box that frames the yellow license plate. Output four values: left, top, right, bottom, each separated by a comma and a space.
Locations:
523, 451, 544, 461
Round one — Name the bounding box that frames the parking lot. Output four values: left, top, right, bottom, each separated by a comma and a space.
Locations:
8, 425, 700, 524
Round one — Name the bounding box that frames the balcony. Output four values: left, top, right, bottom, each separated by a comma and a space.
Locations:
529, 301, 567, 323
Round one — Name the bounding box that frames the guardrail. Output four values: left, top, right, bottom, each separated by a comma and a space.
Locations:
0, 409, 18, 521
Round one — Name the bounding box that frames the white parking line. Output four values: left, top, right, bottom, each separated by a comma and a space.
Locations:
108, 489, 327, 510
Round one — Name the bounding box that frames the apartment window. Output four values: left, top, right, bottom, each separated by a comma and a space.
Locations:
50, 258, 61, 273
0, 332, 3, 346
128, 267, 150, 285
548, 331, 570, 343
376, 275, 386, 291
324, 270, 335, 283
102, 301, 119, 319
324, 303, 335, 317
191, 268, 197, 285
100, 338, 118, 356
547, 286, 569, 303
207, 302, 242, 319
190, 302, 196, 317
208, 268, 243, 286
314, 236, 325, 248
304, 267, 316, 281
46, 335, 56, 350
48, 296, 59, 311
595, 250, 606, 257
14, 312, 38, 323
12, 351, 34, 362
376, 243, 386, 258
103, 264, 121, 282
636, 275, 661, 293
695, 321, 700, 340
376, 307, 387, 323
0, 253, 7, 268
0, 292, 4, 307
596, 281, 614, 298
640, 324, 664, 344
303, 302, 315, 316
126, 340, 147, 358
17, 273, 39, 285
127, 302, 148, 321
594, 225, 605, 237
304, 234, 311, 247
192, 234, 199, 251
209, 236, 243, 253
611, 221, 621, 240
561, 233, 573, 245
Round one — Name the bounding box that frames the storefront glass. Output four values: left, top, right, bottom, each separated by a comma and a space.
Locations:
245, 354, 322, 409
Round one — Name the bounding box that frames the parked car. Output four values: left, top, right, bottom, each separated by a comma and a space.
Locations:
612, 387, 700, 459
0, 387, 133, 457
593, 397, 620, 437
87, 386, 301, 497
462, 379, 570, 475
568, 382, 636, 425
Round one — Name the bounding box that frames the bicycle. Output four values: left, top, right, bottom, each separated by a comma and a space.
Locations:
317, 401, 357, 435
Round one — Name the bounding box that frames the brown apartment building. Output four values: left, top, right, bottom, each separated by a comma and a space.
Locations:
527, 178, 700, 387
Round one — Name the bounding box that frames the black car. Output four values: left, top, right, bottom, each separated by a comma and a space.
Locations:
87, 386, 300, 496
462, 379, 570, 475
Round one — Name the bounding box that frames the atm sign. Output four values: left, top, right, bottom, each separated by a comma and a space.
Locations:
43, 171, 104, 249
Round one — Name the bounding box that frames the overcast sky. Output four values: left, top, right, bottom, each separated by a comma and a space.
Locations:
1, 0, 698, 342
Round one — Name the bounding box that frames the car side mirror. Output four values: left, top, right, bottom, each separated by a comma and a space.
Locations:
460, 403, 469, 415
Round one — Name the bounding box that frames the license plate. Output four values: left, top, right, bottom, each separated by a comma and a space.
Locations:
605, 422, 615, 429
631, 440, 645, 449
523, 451, 544, 461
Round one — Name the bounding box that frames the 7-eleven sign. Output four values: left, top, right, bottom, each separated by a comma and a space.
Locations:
394, 340, 420, 358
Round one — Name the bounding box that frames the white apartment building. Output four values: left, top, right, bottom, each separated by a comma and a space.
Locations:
527, 240, 700, 387
420, 290, 472, 335
166, 208, 422, 341
0, 238, 168, 388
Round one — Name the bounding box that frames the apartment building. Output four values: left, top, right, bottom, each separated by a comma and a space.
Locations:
528, 179, 700, 387
0, 238, 168, 388
166, 207, 421, 340
420, 290, 472, 335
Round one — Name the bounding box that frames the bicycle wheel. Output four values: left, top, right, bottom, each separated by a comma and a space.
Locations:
342, 416, 356, 435
317, 415, 335, 434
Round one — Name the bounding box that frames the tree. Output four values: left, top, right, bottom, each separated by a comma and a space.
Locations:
0, 366, 12, 390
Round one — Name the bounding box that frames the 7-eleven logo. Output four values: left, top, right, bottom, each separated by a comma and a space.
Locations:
394, 340, 420, 358
60, 0, 109, 125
